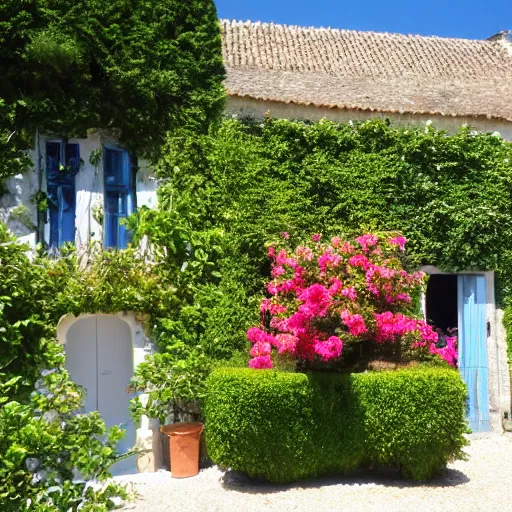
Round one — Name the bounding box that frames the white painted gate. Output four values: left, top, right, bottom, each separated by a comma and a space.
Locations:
65, 316, 136, 470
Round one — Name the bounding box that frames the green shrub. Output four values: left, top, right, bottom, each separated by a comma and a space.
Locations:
0, 369, 127, 511
205, 367, 469, 483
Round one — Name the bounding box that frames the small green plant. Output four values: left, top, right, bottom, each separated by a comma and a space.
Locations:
205, 367, 469, 483
0, 369, 128, 511
128, 342, 211, 423
89, 148, 103, 168
32, 191, 49, 213
92, 201, 104, 226
8, 205, 35, 231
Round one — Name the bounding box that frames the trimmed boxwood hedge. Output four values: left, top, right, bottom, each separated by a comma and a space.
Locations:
205, 367, 469, 483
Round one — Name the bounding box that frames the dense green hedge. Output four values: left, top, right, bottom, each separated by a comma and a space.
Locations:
150, 118, 512, 361
205, 367, 468, 483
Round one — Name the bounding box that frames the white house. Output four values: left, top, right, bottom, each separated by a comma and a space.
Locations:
3, 21, 512, 248
2, 20, 511, 472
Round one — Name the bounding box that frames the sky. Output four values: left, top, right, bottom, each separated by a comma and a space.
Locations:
215, 0, 512, 40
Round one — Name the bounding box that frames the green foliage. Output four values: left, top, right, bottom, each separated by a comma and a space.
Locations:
0, 100, 30, 192
205, 367, 469, 483
0, 231, 172, 509
148, 118, 512, 363
0, 370, 128, 511
127, 200, 259, 359
0, 0, 225, 158
0, 224, 63, 402
45, 243, 173, 323
503, 307, 512, 364
128, 342, 211, 423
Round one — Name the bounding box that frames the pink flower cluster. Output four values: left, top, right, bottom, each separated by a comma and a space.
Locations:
374, 312, 437, 344
248, 232, 457, 369
341, 310, 368, 336
430, 336, 458, 367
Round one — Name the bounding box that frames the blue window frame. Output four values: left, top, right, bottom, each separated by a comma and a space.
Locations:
46, 141, 79, 248
104, 147, 133, 249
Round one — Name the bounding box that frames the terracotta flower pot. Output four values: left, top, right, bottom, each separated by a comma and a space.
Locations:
160, 423, 204, 478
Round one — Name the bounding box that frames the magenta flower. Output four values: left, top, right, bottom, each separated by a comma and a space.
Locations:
348, 254, 371, 270
341, 310, 368, 336
247, 232, 430, 369
314, 336, 343, 361
268, 303, 287, 315
318, 250, 342, 269
260, 299, 271, 313
341, 287, 357, 301
298, 284, 331, 317
284, 312, 308, 336
389, 235, 407, 251
267, 282, 279, 295
328, 278, 343, 296
250, 341, 272, 357
355, 234, 378, 252
247, 327, 265, 343
429, 335, 457, 367
275, 333, 298, 355
280, 231, 290, 240
340, 242, 356, 254
296, 246, 313, 261
247, 327, 277, 346
271, 265, 286, 278
248, 356, 273, 369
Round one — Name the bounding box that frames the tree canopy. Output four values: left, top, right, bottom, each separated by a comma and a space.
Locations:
0, 0, 225, 158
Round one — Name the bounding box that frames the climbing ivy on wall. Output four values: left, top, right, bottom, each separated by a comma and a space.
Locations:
145, 118, 512, 359
0, 0, 225, 161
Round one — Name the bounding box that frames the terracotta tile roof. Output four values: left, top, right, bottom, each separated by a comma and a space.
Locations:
221, 20, 512, 121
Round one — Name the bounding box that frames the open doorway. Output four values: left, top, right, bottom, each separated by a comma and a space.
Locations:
425, 274, 458, 334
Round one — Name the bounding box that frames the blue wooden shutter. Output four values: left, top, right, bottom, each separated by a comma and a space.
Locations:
46, 142, 77, 247
457, 275, 490, 432
104, 147, 133, 249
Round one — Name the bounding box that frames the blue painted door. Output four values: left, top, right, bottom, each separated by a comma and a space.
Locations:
457, 275, 490, 432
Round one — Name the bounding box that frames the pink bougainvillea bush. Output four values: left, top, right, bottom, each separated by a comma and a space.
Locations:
247, 233, 457, 370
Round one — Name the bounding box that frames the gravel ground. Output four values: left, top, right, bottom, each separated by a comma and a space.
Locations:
117, 434, 512, 512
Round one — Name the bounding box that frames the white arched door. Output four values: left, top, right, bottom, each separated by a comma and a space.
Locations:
66, 316, 136, 472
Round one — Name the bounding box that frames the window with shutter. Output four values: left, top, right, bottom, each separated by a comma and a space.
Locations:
104, 147, 133, 249
46, 141, 79, 248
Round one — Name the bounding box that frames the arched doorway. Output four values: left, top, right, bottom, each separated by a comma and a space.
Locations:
65, 315, 136, 473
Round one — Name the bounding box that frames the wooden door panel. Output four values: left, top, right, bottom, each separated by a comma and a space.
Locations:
65, 317, 98, 413
97, 316, 135, 454
458, 275, 490, 432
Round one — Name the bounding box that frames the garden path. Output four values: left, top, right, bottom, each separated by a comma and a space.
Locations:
118, 433, 512, 512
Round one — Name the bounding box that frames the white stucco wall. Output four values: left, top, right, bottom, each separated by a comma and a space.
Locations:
226, 95, 512, 141
0, 151, 39, 239
136, 161, 159, 210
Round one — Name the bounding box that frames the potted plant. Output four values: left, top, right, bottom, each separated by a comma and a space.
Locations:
128, 342, 210, 477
